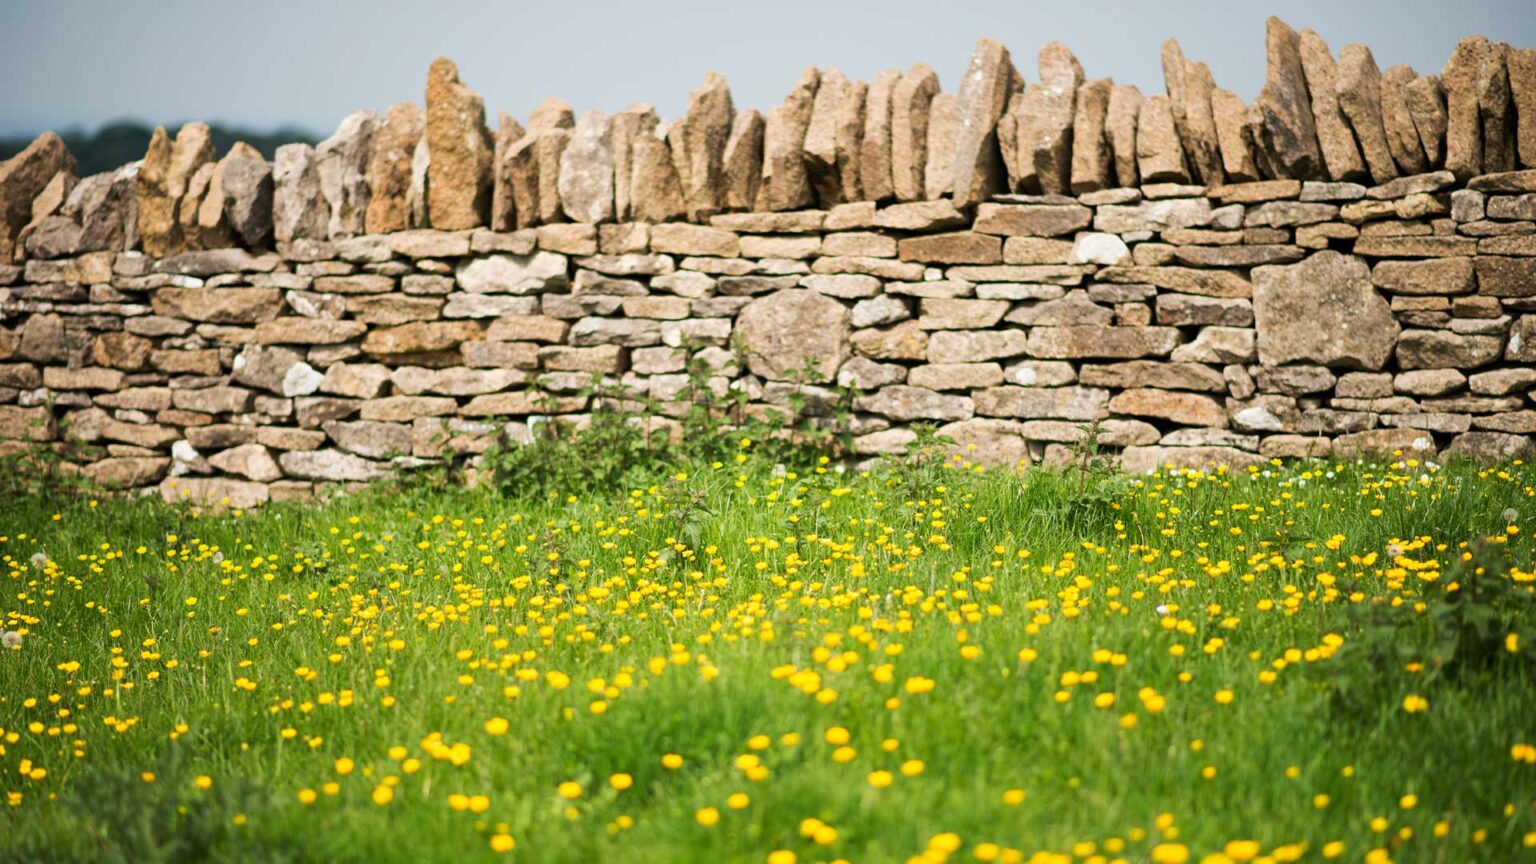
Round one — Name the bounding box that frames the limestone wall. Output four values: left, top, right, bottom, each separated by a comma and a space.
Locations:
1, 19, 1534, 504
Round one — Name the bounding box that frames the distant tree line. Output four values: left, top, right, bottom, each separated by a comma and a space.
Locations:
0, 120, 317, 176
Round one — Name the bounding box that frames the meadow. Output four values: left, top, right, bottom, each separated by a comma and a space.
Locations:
2, 445, 1535, 863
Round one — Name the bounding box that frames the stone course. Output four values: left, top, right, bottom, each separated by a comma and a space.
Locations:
3, 21, 1536, 502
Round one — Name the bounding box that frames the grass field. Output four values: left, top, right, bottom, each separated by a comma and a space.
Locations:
2, 450, 1535, 863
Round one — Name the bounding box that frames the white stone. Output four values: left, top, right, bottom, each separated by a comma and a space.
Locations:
282, 361, 325, 397
1070, 232, 1130, 265
455, 252, 569, 294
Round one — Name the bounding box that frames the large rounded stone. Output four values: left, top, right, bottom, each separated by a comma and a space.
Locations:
735, 289, 850, 382
1253, 251, 1398, 370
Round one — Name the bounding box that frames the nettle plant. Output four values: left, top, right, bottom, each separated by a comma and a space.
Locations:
476, 345, 859, 499
1316, 537, 1536, 715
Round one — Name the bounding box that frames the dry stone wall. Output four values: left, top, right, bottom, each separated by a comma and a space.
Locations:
2, 18, 1536, 505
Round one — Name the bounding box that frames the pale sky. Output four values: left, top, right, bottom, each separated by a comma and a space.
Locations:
2, 0, 1533, 138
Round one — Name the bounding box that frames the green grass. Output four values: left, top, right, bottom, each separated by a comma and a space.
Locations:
2, 453, 1535, 863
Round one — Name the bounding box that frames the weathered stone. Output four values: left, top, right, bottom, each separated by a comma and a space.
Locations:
319, 420, 412, 460
1396, 329, 1503, 368
676, 71, 735, 219
488, 113, 528, 231
380, 229, 467, 258
557, 110, 615, 224
152, 287, 279, 323
891, 64, 941, 202
1094, 197, 1216, 233
1371, 257, 1474, 294
1443, 37, 1489, 178
904, 362, 1002, 391
1204, 89, 1258, 183
317, 363, 390, 399
857, 385, 973, 421
230, 345, 303, 394
1162, 41, 1223, 186
1173, 245, 1303, 267
973, 385, 1108, 421
973, 202, 1090, 237
314, 110, 379, 239
440, 293, 534, 319
1403, 74, 1449, 169
1392, 368, 1464, 397
846, 321, 924, 361
1297, 29, 1367, 181
424, 57, 493, 229
1506, 48, 1536, 170
1156, 293, 1253, 326
169, 385, 254, 415
1335, 45, 1400, 185
924, 93, 960, 200
206, 443, 282, 483
158, 476, 269, 508
951, 38, 1017, 207
312, 274, 393, 295
335, 295, 437, 327
43, 366, 123, 391
1475, 256, 1536, 297
91, 331, 151, 371
614, 124, 676, 224
1011, 42, 1082, 195
1254, 17, 1323, 180
735, 289, 849, 381
649, 223, 740, 257
1067, 78, 1114, 193
482, 315, 568, 343
1120, 445, 1265, 473
364, 101, 426, 234
358, 395, 456, 422
1079, 360, 1226, 393
760, 67, 820, 212
896, 231, 999, 265
61, 166, 130, 253
1479, 43, 1516, 174
1098, 266, 1250, 298
201, 142, 270, 248
141, 123, 213, 257
1103, 84, 1142, 188
455, 252, 567, 294
1507, 315, 1536, 362
1107, 388, 1227, 427
362, 321, 483, 356
933, 418, 1031, 466
1445, 431, 1533, 461
0, 132, 76, 261
273, 143, 327, 244
804, 68, 865, 207
1026, 325, 1180, 359
1136, 95, 1188, 183
858, 68, 901, 202
279, 449, 387, 482
720, 109, 765, 213
1353, 234, 1476, 257
1378, 65, 1431, 175
1166, 329, 1254, 367
1253, 251, 1396, 369
154, 247, 279, 277
604, 105, 650, 223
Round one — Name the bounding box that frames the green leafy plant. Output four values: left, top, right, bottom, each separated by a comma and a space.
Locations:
1317, 538, 1536, 714
474, 345, 858, 499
